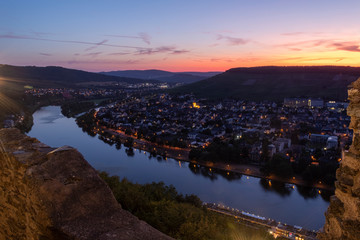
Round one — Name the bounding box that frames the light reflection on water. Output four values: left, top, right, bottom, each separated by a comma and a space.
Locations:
28, 106, 331, 230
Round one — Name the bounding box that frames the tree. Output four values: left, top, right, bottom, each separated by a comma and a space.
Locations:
124, 137, 133, 148
241, 147, 249, 159
270, 153, 293, 178
260, 139, 270, 162
115, 142, 121, 150
189, 148, 202, 160
270, 117, 281, 129
201, 128, 212, 136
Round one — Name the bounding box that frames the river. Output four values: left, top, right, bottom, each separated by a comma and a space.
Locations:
27, 106, 331, 230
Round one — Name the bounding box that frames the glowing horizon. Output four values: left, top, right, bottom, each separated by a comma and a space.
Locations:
1, 0, 360, 72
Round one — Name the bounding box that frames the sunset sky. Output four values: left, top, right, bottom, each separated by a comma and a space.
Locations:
1, 0, 360, 72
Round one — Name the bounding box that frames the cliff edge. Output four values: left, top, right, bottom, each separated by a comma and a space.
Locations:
0, 128, 172, 240
319, 78, 360, 240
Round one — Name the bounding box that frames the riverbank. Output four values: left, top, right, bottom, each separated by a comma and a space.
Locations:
28, 105, 330, 230
206, 203, 318, 239
102, 126, 335, 191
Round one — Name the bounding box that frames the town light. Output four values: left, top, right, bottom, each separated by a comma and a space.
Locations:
192, 102, 200, 109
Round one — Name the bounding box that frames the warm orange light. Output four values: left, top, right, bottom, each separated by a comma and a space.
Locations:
192, 102, 200, 109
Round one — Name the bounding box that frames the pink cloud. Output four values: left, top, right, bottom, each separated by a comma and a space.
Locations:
108, 52, 130, 56
83, 52, 102, 58
136, 46, 190, 55
331, 42, 360, 52
277, 39, 360, 53
85, 40, 108, 51
0, 33, 144, 50
217, 34, 250, 46
171, 50, 190, 54
39, 52, 52, 56
106, 32, 151, 45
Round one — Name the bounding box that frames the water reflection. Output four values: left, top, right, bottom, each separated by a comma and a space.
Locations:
183, 163, 242, 182
259, 179, 334, 201
84, 119, 334, 200
188, 163, 200, 175
259, 178, 292, 197
199, 166, 217, 181
125, 147, 134, 156
115, 142, 121, 150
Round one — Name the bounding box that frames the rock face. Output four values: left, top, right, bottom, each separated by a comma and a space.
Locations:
319, 78, 360, 240
0, 128, 172, 240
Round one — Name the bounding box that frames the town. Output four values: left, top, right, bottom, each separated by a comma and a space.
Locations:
17, 87, 351, 188
71, 90, 349, 187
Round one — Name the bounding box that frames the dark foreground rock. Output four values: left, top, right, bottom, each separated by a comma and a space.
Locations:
319, 78, 360, 240
0, 128, 172, 240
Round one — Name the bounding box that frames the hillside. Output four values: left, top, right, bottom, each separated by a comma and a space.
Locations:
0, 64, 154, 88
0, 64, 157, 122
171, 66, 360, 101
0, 64, 150, 123
101, 69, 222, 84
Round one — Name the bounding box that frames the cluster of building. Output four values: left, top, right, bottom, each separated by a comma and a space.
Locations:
94, 93, 351, 163
25, 88, 121, 98
3, 114, 24, 128
284, 97, 348, 110
24, 83, 171, 99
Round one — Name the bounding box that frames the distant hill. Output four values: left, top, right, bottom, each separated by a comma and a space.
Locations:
0, 64, 156, 121
0, 64, 155, 88
101, 69, 222, 84
171, 66, 360, 101
178, 72, 223, 78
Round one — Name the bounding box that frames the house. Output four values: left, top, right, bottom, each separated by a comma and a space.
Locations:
188, 132, 198, 140
310, 134, 329, 144
276, 138, 291, 148
268, 144, 276, 157
308, 99, 324, 108
326, 136, 338, 149
274, 141, 285, 152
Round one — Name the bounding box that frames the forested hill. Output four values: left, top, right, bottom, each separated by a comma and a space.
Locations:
171, 66, 360, 101
101, 69, 222, 84
0, 64, 154, 88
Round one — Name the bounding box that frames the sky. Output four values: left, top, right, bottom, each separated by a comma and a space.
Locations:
1, 0, 360, 72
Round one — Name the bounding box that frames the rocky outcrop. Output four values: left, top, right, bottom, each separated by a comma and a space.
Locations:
319, 78, 360, 240
0, 128, 172, 240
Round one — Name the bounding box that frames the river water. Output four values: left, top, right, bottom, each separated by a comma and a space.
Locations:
27, 106, 331, 230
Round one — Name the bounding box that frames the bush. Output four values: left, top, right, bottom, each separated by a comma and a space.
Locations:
99, 172, 275, 240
